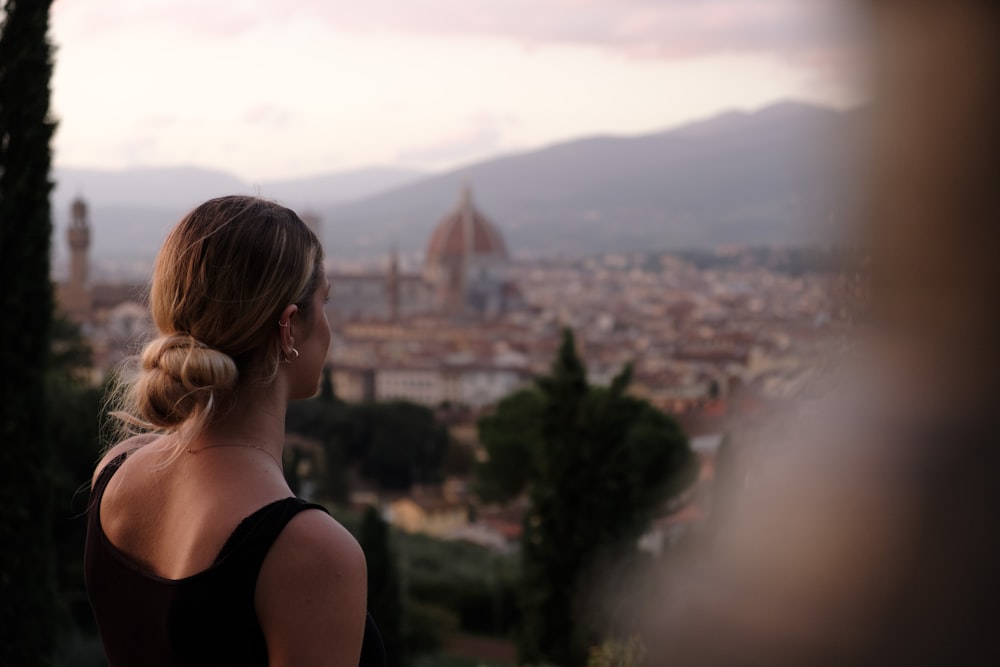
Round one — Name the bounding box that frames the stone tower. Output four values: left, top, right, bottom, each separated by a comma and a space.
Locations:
68, 198, 90, 287
386, 247, 401, 321
60, 197, 93, 324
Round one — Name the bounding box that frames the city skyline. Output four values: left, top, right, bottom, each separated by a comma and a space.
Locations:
49, 0, 865, 182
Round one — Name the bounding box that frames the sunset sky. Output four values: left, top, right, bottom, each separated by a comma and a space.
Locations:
49, 0, 865, 182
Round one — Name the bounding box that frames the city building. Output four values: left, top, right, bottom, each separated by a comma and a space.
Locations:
330, 359, 530, 408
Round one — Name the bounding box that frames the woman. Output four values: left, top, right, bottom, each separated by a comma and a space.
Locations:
84, 196, 385, 666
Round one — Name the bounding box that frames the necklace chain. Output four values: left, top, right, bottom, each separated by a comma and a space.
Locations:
185, 443, 283, 472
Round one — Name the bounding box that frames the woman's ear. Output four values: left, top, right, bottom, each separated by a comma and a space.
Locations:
278, 304, 299, 350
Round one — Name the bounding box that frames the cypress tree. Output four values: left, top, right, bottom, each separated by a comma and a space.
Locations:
479, 329, 695, 666
0, 0, 59, 664
320, 363, 336, 402
520, 329, 591, 667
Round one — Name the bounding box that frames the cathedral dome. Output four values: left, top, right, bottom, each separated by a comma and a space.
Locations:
424, 185, 508, 266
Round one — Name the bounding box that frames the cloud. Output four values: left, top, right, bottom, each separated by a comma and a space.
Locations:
54, 0, 856, 63
49, 0, 863, 178
52, 0, 267, 39
301, 0, 855, 62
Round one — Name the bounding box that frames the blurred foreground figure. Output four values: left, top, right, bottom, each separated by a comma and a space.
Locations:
636, 3, 1000, 664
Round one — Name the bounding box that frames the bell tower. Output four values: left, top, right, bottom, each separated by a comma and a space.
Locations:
60, 197, 93, 324
68, 197, 90, 288
387, 246, 401, 321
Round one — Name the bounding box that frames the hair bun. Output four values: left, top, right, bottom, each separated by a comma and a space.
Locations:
135, 333, 238, 429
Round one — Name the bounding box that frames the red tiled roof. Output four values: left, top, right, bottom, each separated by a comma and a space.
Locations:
425, 185, 509, 264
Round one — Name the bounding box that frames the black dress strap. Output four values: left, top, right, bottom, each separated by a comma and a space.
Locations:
88, 451, 130, 510
211, 498, 386, 666
214, 497, 329, 564
96, 451, 130, 485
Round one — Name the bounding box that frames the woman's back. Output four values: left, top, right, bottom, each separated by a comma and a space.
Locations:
96, 436, 291, 580
87, 439, 384, 666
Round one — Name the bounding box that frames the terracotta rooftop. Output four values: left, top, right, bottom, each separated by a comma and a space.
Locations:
425, 184, 509, 265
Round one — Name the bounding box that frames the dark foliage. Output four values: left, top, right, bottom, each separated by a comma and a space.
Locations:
477, 329, 695, 666
286, 398, 450, 495
397, 531, 519, 638
359, 505, 406, 667
0, 1, 59, 663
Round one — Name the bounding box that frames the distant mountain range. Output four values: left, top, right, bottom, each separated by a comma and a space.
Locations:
50, 166, 426, 263
52, 100, 864, 266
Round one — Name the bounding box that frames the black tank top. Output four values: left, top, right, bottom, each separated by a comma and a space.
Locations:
85, 453, 386, 666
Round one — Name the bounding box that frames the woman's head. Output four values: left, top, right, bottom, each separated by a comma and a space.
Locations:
119, 195, 324, 434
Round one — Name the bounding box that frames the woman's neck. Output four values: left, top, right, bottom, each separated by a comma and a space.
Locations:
195, 381, 289, 455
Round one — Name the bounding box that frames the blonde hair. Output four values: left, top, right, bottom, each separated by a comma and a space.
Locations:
109, 195, 324, 459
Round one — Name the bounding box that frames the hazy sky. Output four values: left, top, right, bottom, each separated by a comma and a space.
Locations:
50, 0, 864, 182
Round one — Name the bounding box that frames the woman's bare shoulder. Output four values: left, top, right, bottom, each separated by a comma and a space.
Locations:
256, 508, 369, 665
91, 433, 162, 486
262, 508, 366, 580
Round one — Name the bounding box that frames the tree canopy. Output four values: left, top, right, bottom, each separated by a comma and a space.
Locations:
476, 329, 695, 666
285, 395, 451, 496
